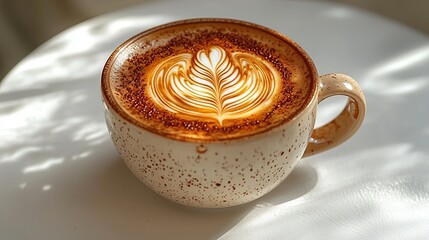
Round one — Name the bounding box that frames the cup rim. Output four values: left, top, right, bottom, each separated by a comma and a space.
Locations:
101, 18, 319, 143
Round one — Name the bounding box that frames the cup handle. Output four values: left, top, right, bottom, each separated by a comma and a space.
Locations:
303, 73, 366, 157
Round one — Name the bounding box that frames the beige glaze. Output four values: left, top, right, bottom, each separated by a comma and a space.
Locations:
101, 19, 366, 208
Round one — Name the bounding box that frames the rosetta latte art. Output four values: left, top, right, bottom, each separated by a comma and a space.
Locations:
147, 46, 280, 125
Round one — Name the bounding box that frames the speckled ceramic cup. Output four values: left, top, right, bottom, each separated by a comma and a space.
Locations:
101, 19, 366, 208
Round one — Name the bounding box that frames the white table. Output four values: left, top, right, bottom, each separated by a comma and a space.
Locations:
1, 1, 429, 239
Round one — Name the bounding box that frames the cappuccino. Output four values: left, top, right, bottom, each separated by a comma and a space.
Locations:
105, 19, 315, 141
101, 19, 366, 207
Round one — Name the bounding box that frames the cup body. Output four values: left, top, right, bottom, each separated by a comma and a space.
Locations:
103, 91, 317, 208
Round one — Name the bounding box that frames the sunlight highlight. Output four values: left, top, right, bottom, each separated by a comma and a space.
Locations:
0, 16, 169, 90
106, 15, 171, 33
73, 123, 107, 145
325, 6, 352, 18
0, 93, 66, 149
50, 116, 86, 134
362, 45, 429, 96
71, 151, 92, 161
23, 158, 64, 173
367, 45, 429, 78
1, 146, 45, 163
19, 183, 27, 190
362, 76, 429, 95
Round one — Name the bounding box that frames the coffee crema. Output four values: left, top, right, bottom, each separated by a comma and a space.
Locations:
105, 20, 315, 141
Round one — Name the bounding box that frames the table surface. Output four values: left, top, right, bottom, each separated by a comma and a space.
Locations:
1, 0, 429, 239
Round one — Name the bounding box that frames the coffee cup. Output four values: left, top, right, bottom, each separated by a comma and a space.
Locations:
101, 18, 366, 208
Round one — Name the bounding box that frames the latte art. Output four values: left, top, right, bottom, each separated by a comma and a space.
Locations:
147, 46, 281, 125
